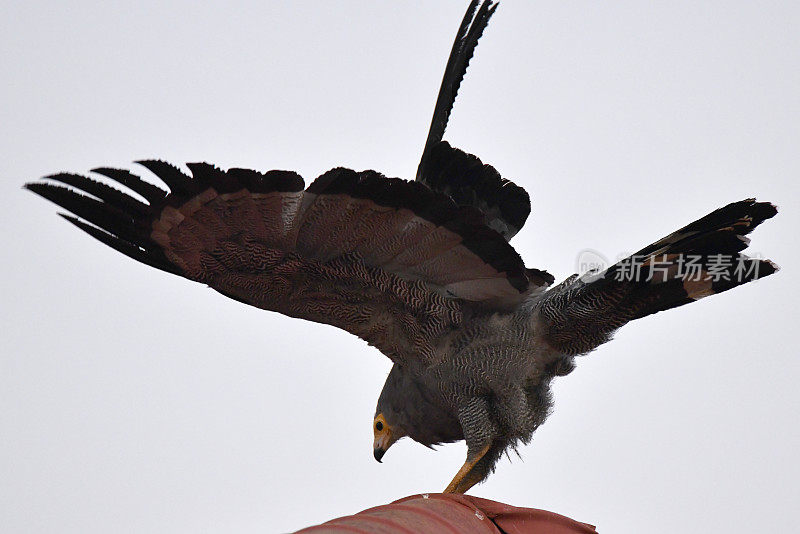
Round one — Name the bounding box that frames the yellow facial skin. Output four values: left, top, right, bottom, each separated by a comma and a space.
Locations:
372, 413, 394, 462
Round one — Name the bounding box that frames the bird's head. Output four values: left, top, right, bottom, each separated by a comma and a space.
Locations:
372, 411, 406, 463
373, 364, 461, 463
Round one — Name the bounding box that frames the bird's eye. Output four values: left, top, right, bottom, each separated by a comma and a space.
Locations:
375, 421, 384, 432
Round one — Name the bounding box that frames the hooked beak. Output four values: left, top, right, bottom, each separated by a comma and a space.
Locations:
373, 428, 394, 463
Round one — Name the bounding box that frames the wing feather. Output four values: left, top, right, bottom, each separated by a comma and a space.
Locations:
414, 2, 535, 242
27, 162, 535, 366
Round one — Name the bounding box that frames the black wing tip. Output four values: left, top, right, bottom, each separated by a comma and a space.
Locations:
24, 181, 71, 201
747, 198, 778, 223
90, 165, 138, 176
56, 212, 181, 276
415, 4, 533, 239
134, 158, 190, 178
417, 0, 500, 180
421, 141, 531, 238
35, 161, 307, 207
765, 260, 780, 280
708, 198, 778, 238
634, 197, 779, 261
23, 182, 53, 203
89, 166, 169, 204
29, 160, 311, 280
601, 196, 780, 319
689, 254, 779, 304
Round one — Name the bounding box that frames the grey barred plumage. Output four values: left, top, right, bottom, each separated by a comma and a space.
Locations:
26, 0, 778, 494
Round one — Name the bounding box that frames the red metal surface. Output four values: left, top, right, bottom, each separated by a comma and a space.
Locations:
294, 494, 597, 534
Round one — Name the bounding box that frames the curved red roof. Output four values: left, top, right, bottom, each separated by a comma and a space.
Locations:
294, 494, 596, 534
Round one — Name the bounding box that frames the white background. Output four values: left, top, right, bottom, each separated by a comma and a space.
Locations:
2, 1, 798, 532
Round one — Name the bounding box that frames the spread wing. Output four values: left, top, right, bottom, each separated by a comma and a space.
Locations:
415, 1, 532, 241
534, 199, 778, 356
27, 162, 536, 368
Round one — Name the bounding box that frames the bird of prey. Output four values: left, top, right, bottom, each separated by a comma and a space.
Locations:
27, 1, 778, 494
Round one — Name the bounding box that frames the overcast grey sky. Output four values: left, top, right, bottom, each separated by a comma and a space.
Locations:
2, 1, 798, 532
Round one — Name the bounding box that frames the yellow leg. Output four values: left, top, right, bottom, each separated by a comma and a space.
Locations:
443, 443, 491, 494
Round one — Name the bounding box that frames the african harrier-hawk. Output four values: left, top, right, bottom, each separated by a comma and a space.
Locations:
27, 1, 778, 494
